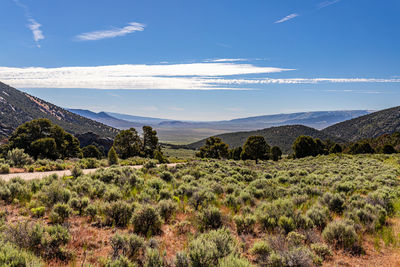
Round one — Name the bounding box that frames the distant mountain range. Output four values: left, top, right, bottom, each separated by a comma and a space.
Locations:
68, 108, 371, 144
186, 106, 400, 153
0, 82, 117, 139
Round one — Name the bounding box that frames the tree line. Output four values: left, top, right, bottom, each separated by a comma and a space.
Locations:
0, 119, 165, 162
197, 133, 399, 162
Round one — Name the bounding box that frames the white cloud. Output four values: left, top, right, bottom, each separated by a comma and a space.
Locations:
205, 77, 400, 85
13, 0, 44, 47
28, 19, 44, 47
0, 62, 399, 90
76, 22, 145, 41
0, 62, 290, 90
318, 0, 340, 9
208, 58, 246, 62
274, 13, 299, 24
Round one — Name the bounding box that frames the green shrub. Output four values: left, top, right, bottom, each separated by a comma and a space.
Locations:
132, 205, 162, 236
69, 197, 89, 215
198, 206, 224, 231
4, 222, 70, 260
110, 233, 145, 260
234, 214, 256, 234
160, 171, 174, 182
322, 220, 361, 253
218, 254, 253, 267
286, 231, 306, 246
189, 228, 236, 267
6, 148, 33, 167
104, 201, 134, 227
256, 199, 294, 230
306, 205, 330, 229
71, 165, 83, 178
322, 192, 345, 214
0, 164, 10, 174
310, 243, 332, 260
157, 199, 178, 222
50, 203, 72, 224
267, 252, 287, 267
0, 240, 44, 267
31, 206, 46, 218
144, 248, 164, 267
250, 241, 272, 265
39, 183, 71, 207
105, 256, 136, 267
175, 251, 190, 267
278, 216, 295, 234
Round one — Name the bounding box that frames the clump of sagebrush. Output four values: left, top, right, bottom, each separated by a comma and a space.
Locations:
103, 201, 135, 227
4, 222, 70, 260
188, 228, 236, 267
197, 206, 224, 231
110, 233, 145, 261
6, 148, 33, 167
132, 205, 162, 236
322, 220, 362, 253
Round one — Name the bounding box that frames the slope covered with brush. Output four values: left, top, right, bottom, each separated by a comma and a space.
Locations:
0, 82, 118, 139
322, 106, 400, 141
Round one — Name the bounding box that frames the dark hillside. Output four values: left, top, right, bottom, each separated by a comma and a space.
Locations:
187, 125, 342, 153
0, 82, 118, 139
322, 106, 400, 141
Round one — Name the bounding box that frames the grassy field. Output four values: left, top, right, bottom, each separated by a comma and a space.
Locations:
0, 154, 399, 266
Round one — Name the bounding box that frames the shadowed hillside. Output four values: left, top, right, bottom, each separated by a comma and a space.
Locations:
0, 82, 118, 139
322, 106, 400, 141
187, 124, 343, 153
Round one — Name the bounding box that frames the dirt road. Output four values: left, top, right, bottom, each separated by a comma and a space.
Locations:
0, 163, 179, 182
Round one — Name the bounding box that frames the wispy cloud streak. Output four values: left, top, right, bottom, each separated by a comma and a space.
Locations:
318, 0, 340, 9
13, 0, 44, 47
76, 22, 145, 41
274, 13, 299, 24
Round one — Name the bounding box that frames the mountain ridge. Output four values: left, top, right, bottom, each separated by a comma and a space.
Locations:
0, 82, 118, 139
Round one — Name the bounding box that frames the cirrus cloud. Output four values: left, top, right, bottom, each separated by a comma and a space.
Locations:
274, 13, 299, 24
76, 22, 145, 41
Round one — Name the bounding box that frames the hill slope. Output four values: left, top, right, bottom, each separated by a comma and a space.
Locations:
187, 125, 342, 153
68, 109, 143, 129
322, 106, 400, 141
0, 82, 118, 139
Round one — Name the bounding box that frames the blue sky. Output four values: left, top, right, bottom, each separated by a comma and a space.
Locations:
0, 0, 399, 120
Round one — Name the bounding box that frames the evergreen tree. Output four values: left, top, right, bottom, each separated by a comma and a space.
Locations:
381, 144, 396, 154
8, 118, 81, 159
108, 146, 119, 165
142, 126, 160, 158
271, 146, 282, 161
197, 137, 229, 159
82, 144, 103, 159
242, 136, 270, 163
292, 135, 318, 158
329, 143, 343, 154
113, 128, 142, 159
228, 147, 243, 160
